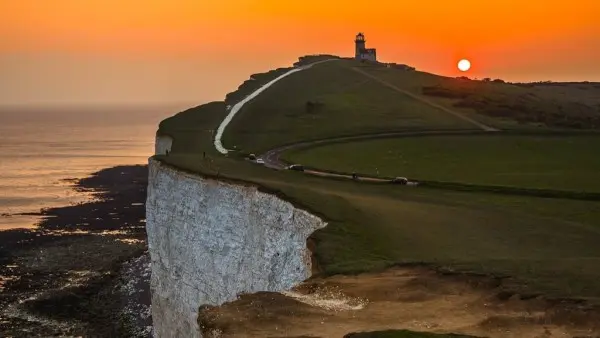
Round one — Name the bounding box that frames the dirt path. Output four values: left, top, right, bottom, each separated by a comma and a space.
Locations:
198, 267, 599, 338
351, 67, 499, 132
214, 58, 340, 154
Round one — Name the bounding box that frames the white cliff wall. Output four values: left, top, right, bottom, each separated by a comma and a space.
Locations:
145, 159, 327, 337
154, 135, 173, 155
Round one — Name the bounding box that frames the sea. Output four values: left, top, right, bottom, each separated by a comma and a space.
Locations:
0, 105, 188, 230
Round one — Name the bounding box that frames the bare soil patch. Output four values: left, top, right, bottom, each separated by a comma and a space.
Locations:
198, 267, 600, 338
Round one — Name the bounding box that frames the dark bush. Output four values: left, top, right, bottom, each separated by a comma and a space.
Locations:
420, 84, 599, 130
422, 86, 470, 99
305, 100, 325, 114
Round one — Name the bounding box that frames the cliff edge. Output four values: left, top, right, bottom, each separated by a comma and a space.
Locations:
145, 158, 326, 337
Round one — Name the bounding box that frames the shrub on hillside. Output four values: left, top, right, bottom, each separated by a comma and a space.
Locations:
421, 85, 600, 129
421, 86, 470, 99
224, 68, 292, 105
387, 63, 416, 71
294, 54, 340, 67
305, 100, 325, 114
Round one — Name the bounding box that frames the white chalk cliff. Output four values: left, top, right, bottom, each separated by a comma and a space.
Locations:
145, 158, 327, 337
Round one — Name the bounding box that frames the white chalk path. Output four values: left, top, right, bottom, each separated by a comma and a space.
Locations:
214, 59, 338, 154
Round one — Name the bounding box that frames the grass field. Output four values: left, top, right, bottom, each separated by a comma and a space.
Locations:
284, 133, 600, 193
159, 152, 600, 302
157, 101, 228, 156
223, 59, 480, 153
358, 64, 600, 130
156, 55, 600, 306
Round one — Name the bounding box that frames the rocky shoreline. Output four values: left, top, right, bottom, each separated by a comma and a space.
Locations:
0, 165, 152, 337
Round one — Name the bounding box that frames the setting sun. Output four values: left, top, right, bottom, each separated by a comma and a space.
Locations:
458, 59, 471, 72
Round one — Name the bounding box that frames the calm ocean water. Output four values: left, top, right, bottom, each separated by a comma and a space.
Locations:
0, 105, 186, 230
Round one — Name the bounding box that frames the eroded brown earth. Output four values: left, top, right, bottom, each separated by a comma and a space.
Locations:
199, 267, 600, 338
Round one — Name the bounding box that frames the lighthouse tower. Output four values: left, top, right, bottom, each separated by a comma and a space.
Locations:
355, 33, 366, 59
354, 32, 377, 62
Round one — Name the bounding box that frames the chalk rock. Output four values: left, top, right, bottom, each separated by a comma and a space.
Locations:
146, 159, 326, 337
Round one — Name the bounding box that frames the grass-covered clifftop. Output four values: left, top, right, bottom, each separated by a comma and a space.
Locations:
284, 133, 600, 193
223, 59, 481, 153
155, 55, 600, 307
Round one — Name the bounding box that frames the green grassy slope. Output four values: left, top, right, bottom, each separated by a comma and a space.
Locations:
159, 153, 600, 302
223, 59, 480, 153
284, 133, 600, 193
158, 102, 227, 156
358, 65, 600, 130
156, 55, 600, 305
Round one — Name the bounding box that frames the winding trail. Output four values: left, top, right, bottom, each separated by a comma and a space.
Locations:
214, 59, 339, 154
260, 129, 492, 182
214, 58, 499, 182
215, 59, 498, 156
255, 65, 500, 180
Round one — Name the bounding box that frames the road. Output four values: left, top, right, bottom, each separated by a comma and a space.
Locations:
257, 66, 501, 181
260, 129, 491, 183
216, 59, 500, 183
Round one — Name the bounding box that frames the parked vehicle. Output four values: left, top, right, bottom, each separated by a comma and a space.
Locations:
287, 164, 304, 171
391, 177, 409, 185
256, 158, 265, 164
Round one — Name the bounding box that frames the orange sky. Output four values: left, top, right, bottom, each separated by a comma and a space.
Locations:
1, 0, 599, 105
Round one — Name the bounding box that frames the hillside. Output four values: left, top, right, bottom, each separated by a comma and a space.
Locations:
223, 59, 485, 153
222, 58, 600, 154
155, 55, 600, 337
360, 65, 600, 130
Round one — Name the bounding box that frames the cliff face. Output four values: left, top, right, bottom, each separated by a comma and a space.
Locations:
145, 159, 327, 337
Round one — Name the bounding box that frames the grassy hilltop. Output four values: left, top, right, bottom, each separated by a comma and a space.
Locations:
223, 59, 480, 152
156, 55, 600, 311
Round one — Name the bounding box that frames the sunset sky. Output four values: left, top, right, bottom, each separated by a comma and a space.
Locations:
1, 0, 599, 106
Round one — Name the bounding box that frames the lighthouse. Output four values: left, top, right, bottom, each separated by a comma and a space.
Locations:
354, 33, 377, 62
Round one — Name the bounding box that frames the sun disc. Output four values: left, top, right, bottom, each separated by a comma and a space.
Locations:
458, 59, 471, 72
